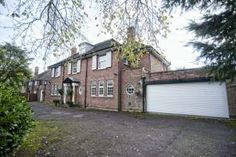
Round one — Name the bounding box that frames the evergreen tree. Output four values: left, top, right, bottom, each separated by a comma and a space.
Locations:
162, 0, 236, 81
0, 43, 31, 89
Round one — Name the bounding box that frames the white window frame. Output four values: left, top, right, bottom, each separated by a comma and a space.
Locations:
71, 62, 77, 74
51, 68, 55, 77
126, 84, 135, 95
51, 84, 60, 96
98, 55, 107, 69
55, 66, 61, 77
98, 81, 105, 96
92, 55, 97, 70
107, 80, 113, 97
91, 81, 97, 96
67, 62, 72, 74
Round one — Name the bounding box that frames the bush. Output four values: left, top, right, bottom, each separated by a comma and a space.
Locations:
0, 83, 34, 156
52, 100, 60, 106
66, 101, 74, 107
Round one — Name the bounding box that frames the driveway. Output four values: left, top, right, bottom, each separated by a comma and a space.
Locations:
30, 102, 236, 157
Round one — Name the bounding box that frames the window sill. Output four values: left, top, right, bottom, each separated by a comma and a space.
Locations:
93, 67, 112, 71
90, 95, 114, 98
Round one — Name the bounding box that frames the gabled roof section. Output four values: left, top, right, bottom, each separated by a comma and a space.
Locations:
146, 46, 171, 66
48, 38, 170, 68
63, 77, 80, 84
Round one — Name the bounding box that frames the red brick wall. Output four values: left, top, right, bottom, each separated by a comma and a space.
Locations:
63, 59, 87, 107
121, 68, 143, 112
226, 81, 236, 117
85, 51, 119, 111
147, 68, 208, 82
45, 67, 64, 103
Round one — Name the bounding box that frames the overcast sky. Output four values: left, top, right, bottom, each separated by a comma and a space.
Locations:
0, 2, 205, 74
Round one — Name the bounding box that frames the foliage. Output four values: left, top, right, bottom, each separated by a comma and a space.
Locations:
67, 89, 73, 96
117, 39, 146, 68
0, 43, 31, 89
57, 88, 63, 95
66, 101, 74, 107
0, 83, 34, 157
162, 0, 236, 81
52, 100, 60, 106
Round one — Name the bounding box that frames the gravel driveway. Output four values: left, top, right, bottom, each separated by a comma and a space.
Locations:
30, 102, 236, 157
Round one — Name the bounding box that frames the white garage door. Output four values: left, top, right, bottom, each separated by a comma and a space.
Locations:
146, 82, 229, 118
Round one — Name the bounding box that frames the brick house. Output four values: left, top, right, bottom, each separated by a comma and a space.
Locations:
43, 31, 235, 118
45, 38, 170, 111
21, 67, 50, 102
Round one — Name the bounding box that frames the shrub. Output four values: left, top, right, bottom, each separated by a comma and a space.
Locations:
66, 101, 74, 107
52, 100, 60, 106
0, 83, 34, 156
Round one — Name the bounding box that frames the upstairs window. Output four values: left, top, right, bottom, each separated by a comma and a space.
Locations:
122, 57, 128, 65
98, 55, 107, 69
107, 80, 113, 97
91, 81, 97, 96
55, 66, 61, 77
72, 62, 77, 74
98, 81, 104, 96
51, 68, 55, 77
92, 51, 112, 70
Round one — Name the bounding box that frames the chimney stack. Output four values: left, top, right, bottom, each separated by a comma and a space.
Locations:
127, 26, 136, 41
71, 47, 77, 56
34, 66, 39, 77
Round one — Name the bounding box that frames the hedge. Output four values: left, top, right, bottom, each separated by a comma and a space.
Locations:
0, 83, 34, 156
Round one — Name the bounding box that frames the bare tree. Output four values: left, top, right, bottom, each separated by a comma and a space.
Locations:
1, 0, 170, 66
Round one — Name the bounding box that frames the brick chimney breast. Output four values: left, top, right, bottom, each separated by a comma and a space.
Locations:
71, 47, 77, 56
127, 26, 136, 41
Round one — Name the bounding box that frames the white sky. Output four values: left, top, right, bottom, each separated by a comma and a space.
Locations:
0, 2, 205, 74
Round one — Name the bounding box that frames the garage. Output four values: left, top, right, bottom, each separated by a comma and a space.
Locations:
146, 81, 229, 118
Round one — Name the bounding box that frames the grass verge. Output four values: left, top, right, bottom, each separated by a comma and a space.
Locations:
11, 121, 61, 157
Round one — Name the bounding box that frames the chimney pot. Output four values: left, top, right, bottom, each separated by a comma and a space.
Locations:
71, 47, 77, 56
127, 26, 136, 41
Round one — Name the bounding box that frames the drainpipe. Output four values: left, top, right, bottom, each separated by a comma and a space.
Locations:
117, 61, 122, 112
61, 64, 65, 104
84, 58, 88, 108
142, 76, 146, 112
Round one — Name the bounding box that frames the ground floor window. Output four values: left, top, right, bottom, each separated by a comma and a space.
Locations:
107, 80, 113, 96
51, 84, 60, 96
91, 81, 97, 96
98, 81, 105, 96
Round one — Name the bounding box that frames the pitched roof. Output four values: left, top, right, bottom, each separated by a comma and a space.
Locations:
48, 39, 119, 68
48, 38, 170, 68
